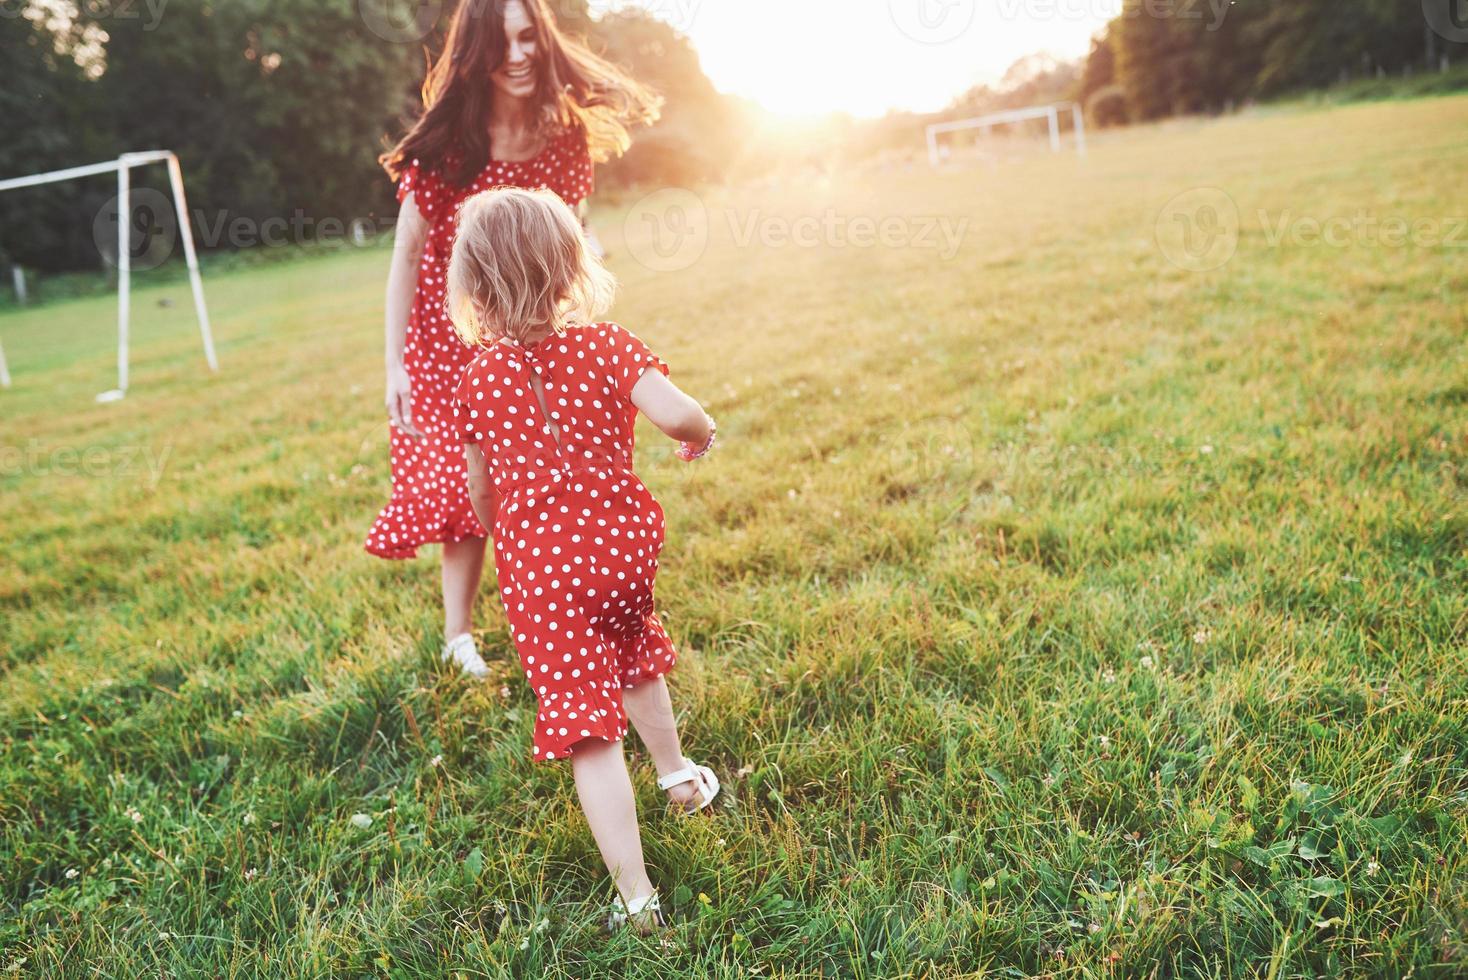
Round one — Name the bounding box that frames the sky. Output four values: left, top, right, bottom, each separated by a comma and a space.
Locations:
604, 0, 1116, 117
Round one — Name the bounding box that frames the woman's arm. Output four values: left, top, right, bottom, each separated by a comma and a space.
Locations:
465, 445, 499, 531
385, 194, 430, 439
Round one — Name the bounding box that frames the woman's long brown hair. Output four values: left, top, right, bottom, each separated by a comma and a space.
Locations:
380, 0, 662, 187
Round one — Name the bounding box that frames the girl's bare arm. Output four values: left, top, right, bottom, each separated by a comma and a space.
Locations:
630, 371, 713, 446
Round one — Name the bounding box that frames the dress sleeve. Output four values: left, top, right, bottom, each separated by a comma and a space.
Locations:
396, 158, 439, 219
605, 323, 669, 402
451, 360, 490, 445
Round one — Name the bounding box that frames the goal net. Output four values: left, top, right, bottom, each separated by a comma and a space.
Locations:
926, 102, 1088, 167
0, 150, 218, 402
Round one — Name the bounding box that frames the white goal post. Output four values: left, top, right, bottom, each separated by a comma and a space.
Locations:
926, 102, 1087, 166
0, 150, 218, 402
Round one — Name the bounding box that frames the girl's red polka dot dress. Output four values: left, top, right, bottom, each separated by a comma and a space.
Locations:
452, 323, 679, 762
365, 128, 595, 560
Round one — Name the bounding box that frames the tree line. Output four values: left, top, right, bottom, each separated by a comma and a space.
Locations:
1084, 0, 1465, 125
2, 0, 734, 274
929, 1, 1465, 137
7, 0, 1464, 275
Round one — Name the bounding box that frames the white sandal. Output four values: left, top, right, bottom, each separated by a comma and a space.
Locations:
657, 757, 721, 815
606, 891, 667, 932
440, 632, 489, 679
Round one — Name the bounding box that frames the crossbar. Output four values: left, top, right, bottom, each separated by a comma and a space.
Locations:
0, 151, 216, 400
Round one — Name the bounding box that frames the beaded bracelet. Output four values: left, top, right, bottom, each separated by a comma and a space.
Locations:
677, 415, 717, 461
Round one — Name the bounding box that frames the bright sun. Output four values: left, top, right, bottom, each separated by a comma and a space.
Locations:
613, 0, 1113, 118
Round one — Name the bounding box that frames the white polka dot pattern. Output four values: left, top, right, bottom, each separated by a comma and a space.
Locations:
365, 127, 596, 561
451, 322, 677, 763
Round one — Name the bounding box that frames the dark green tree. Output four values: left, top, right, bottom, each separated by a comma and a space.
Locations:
1099, 0, 1466, 122
0, 10, 106, 271
88, 0, 421, 241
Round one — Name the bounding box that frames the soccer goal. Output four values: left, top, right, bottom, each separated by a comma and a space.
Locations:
926, 102, 1088, 167
0, 150, 218, 402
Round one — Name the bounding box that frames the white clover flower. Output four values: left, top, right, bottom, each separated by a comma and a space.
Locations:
125, 807, 143, 824
243, 812, 256, 826
430, 755, 443, 768
244, 868, 259, 881
1140, 655, 1155, 671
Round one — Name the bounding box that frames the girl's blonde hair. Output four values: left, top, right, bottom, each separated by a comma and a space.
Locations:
446, 187, 617, 347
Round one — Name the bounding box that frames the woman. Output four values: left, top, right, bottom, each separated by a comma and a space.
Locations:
366, 0, 660, 676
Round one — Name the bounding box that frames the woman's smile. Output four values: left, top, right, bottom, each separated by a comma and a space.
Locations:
491, 0, 539, 98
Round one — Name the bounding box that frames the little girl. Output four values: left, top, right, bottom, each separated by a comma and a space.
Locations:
445, 186, 720, 933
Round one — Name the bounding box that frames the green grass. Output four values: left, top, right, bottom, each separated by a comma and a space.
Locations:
2, 94, 1465, 978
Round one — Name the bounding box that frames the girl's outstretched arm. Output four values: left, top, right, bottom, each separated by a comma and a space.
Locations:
630, 371, 713, 447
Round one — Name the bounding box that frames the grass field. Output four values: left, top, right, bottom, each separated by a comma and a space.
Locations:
2, 94, 1465, 978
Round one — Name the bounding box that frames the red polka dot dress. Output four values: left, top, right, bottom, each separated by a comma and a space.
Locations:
452, 323, 679, 762
365, 128, 595, 560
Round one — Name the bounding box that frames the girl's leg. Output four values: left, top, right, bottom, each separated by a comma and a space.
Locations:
570, 738, 656, 905
442, 536, 487, 640
623, 676, 702, 808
